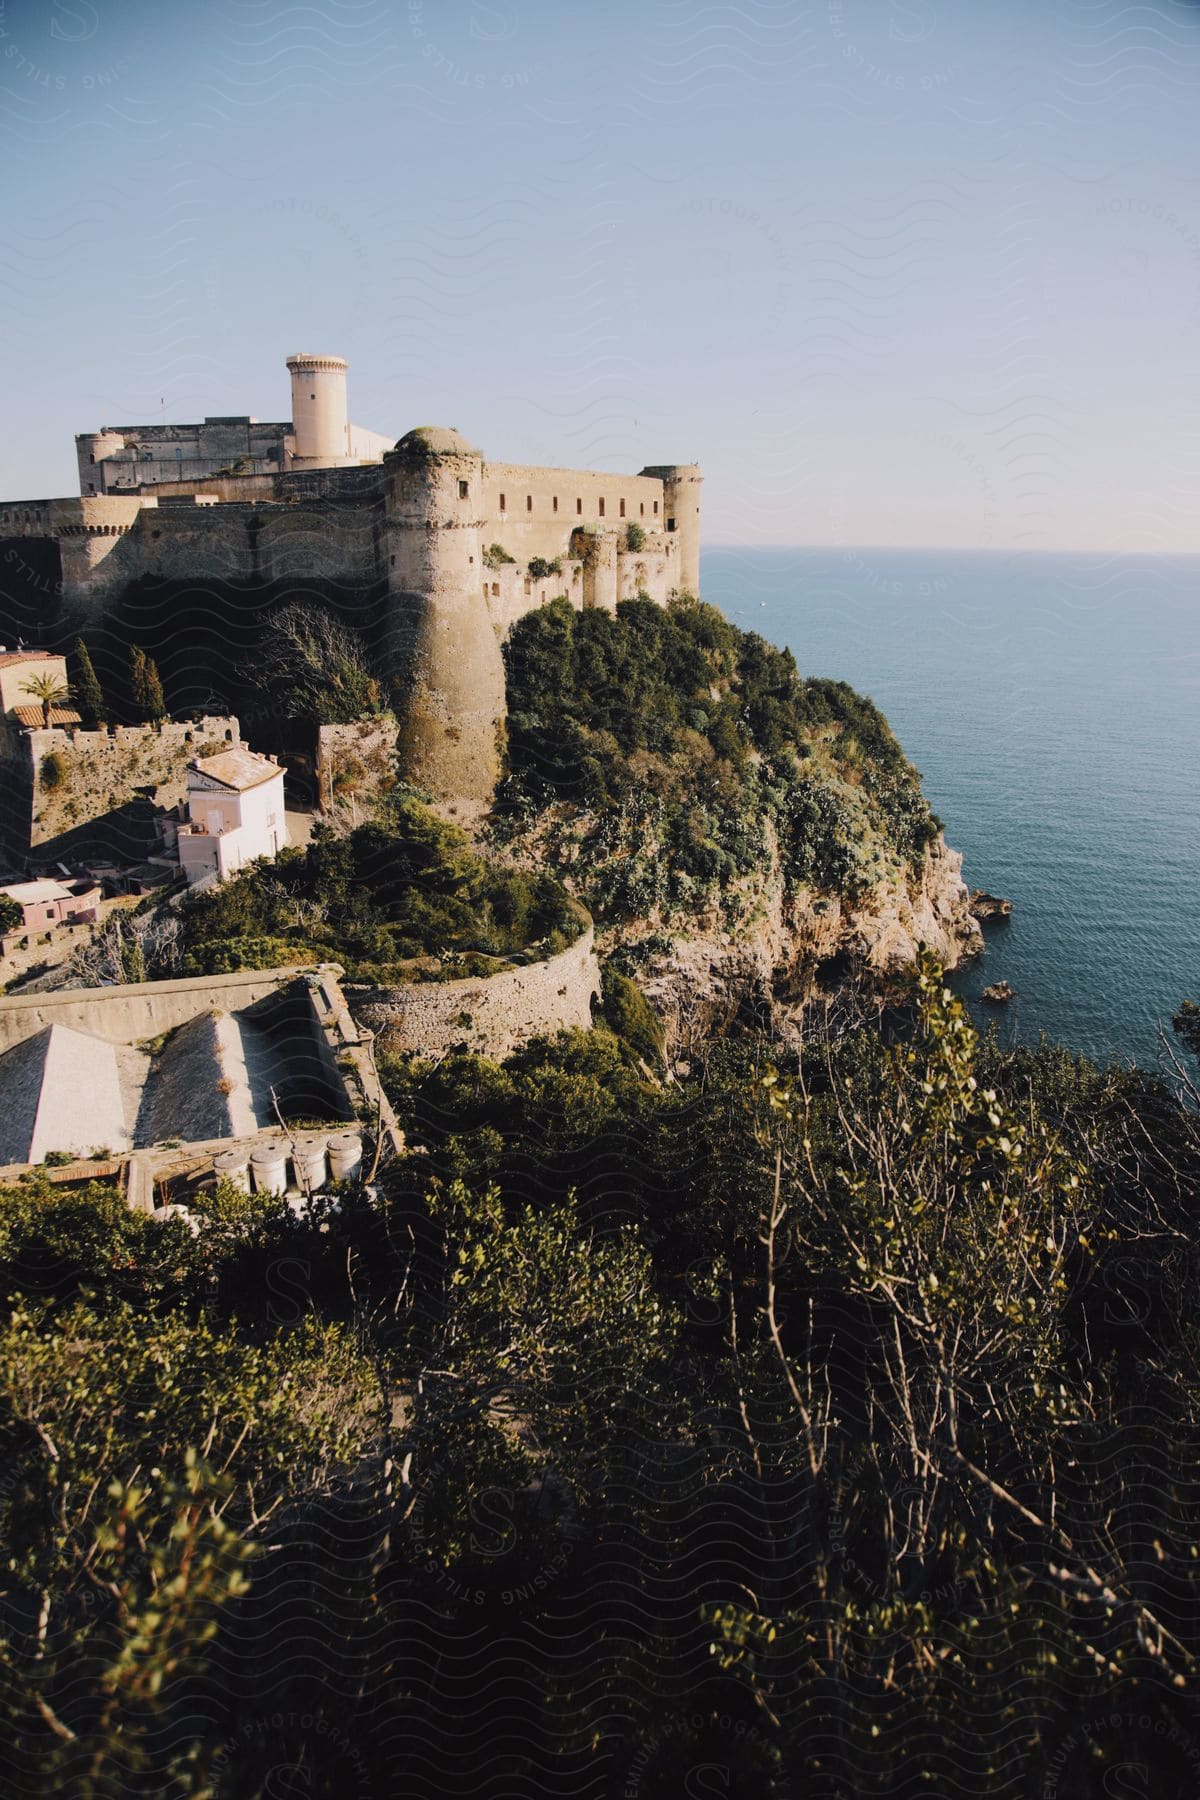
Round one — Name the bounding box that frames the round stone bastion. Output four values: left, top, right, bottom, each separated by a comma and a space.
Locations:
346, 922, 600, 1062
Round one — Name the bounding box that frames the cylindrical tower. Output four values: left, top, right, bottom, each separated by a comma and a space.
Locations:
384, 427, 504, 812
286, 354, 350, 463
76, 430, 127, 495
641, 463, 703, 596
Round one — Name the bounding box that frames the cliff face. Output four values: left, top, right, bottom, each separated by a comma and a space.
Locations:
490, 795, 981, 1055
624, 832, 981, 1053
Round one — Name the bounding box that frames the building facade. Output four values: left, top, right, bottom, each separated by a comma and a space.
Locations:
0, 878, 101, 930
74, 354, 394, 496
177, 748, 286, 884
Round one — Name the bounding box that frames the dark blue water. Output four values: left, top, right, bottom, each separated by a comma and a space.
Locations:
702, 547, 1200, 1070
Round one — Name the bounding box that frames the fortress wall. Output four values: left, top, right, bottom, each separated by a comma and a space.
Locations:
348, 923, 600, 1062
254, 505, 382, 583
316, 716, 398, 826
58, 500, 385, 606
148, 466, 384, 505
0, 965, 304, 1055
23, 716, 240, 846
482, 465, 665, 563
617, 543, 675, 602
481, 559, 583, 637
479, 539, 678, 637
148, 475, 282, 503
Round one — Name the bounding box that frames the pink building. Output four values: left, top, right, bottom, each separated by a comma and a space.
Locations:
0, 878, 102, 931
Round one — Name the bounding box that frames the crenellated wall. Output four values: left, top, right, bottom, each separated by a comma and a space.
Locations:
18, 716, 239, 847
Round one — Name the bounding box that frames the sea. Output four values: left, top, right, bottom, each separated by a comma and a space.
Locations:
702, 547, 1200, 1071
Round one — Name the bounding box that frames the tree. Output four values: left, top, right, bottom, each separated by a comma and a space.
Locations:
69, 638, 105, 726
0, 894, 22, 932
19, 672, 71, 730
129, 646, 166, 722
261, 603, 382, 725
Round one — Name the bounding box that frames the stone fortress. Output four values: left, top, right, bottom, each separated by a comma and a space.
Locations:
0, 354, 701, 807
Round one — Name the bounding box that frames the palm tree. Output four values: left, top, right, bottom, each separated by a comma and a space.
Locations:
20, 671, 72, 729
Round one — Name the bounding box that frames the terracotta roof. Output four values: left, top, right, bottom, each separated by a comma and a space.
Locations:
190, 747, 282, 792
0, 652, 64, 667
10, 705, 82, 728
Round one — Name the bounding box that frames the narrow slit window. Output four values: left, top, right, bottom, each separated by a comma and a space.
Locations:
639, 502, 644, 516
552, 496, 558, 512
598, 498, 605, 518
576, 497, 582, 515
619, 499, 626, 518
500, 493, 506, 511
458, 479, 469, 499
526, 495, 533, 512
653, 501, 659, 515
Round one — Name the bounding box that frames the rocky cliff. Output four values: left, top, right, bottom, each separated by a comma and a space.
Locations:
631, 832, 982, 1053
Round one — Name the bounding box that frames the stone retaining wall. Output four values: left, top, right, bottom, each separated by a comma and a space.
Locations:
315, 716, 397, 829
348, 924, 599, 1061
0, 965, 306, 1054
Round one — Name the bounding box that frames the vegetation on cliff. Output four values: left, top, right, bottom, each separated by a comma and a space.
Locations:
496, 594, 940, 930
4, 971, 1200, 1791
167, 795, 584, 983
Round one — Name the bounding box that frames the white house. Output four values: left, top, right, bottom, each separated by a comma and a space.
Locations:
177, 748, 286, 885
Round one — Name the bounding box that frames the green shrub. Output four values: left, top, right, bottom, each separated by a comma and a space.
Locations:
528, 556, 562, 580
483, 543, 516, 570
499, 595, 938, 920
598, 966, 665, 1065
172, 801, 585, 983
625, 522, 646, 551
39, 751, 65, 791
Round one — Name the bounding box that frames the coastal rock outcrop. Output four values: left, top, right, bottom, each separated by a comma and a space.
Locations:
970, 889, 1013, 921
625, 834, 983, 1054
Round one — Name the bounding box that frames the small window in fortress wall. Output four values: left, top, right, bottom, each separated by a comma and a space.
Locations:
526, 495, 533, 512
654, 501, 659, 515
458, 479, 468, 499
639, 502, 644, 516
553, 496, 558, 512
499, 493, 506, 512
619, 499, 626, 518
576, 498, 582, 515
491, 582, 500, 597
667, 517, 676, 531
598, 499, 605, 518
524, 578, 532, 595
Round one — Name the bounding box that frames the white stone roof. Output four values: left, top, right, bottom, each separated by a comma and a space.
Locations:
189, 748, 282, 792
1, 879, 74, 905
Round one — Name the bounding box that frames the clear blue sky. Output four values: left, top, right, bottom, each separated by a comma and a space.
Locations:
3, 0, 1199, 548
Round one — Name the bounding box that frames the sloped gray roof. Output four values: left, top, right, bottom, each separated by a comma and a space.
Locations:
0, 1024, 132, 1163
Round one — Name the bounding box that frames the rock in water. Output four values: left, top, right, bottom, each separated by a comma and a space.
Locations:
970, 890, 1013, 920
981, 980, 1015, 1004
